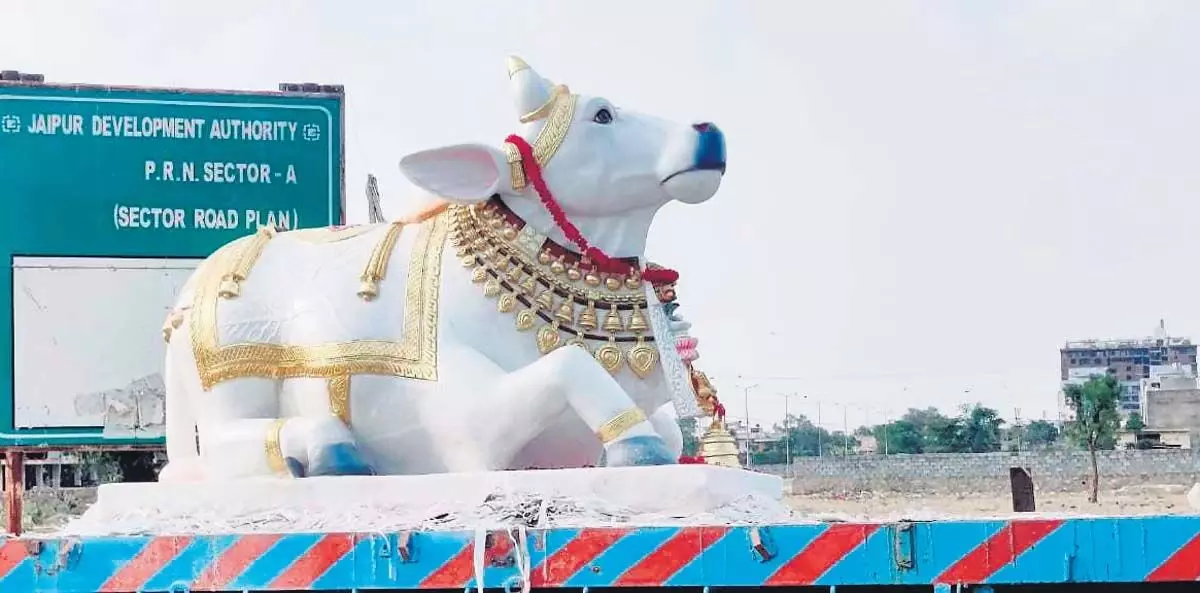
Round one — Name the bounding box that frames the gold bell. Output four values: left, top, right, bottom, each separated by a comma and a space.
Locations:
555, 300, 576, 325
358, 278, 380, 300
579, 301, 599, 331
550, 257, 566, 275
699, 420, 742, 469
535, 290, 555, 310
602, 308, 624, 333
627, 305, 648, 334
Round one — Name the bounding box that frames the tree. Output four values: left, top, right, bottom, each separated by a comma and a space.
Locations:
1024, 419, 1059, 447
773, 414, 833, 457
959, 404, 1005, 453
922, 413, 966, 453
1125, 412, 1146, 431
1063, 375, 1122, 503
872, 419, 924, 454
826, 431, 860, 456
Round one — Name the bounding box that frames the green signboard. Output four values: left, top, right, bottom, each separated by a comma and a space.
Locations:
0, 82, 345, 446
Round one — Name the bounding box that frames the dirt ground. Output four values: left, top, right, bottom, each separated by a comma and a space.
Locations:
784, 483, 1198, 518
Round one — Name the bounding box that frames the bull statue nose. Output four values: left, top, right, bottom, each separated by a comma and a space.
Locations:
692, 122, 726, 174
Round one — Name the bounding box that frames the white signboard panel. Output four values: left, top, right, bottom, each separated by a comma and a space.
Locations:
12, 257, 200, 434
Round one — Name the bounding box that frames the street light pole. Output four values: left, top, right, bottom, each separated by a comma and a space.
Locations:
742, 383, 758, 468
842, 404, 849, 456
783, 393, 792, 476
817, 400, 823, 457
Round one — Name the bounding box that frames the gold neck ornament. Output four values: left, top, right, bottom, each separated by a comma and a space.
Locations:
449, 199, 661, 379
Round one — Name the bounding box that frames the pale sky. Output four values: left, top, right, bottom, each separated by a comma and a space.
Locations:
5, 0, 1200, 432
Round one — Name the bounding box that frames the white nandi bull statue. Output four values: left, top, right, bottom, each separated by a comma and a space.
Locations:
158, 57, 726, 481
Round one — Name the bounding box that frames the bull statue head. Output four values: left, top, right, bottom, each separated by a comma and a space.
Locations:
399, 57, 726, 258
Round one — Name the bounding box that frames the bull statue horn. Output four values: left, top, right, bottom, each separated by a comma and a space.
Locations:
506, 56, 530, 79
506, 55, 556, 124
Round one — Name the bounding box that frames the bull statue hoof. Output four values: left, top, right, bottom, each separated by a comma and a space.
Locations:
605, 436, 676, 467
302, 442, 376, 477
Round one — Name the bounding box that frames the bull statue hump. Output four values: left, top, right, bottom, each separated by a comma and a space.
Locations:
157, 57, 727, 482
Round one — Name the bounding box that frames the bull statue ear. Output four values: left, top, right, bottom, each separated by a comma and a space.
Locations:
507, 56, 554, 122
399, 143, 513, 204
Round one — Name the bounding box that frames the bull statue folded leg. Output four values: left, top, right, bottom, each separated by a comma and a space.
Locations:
158, 57, 726, 481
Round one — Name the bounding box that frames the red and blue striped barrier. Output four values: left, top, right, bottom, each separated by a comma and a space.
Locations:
1, 517, 1198, 591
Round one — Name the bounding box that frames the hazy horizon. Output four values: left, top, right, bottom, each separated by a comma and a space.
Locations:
6, 0, 1200, 432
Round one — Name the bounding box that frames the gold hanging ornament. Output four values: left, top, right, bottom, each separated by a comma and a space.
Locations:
602, 308, 624, 333
555, 300, 576, 325
451, 201, 666, 380
578, 301, 598, 331
594, 339, 623, 373
497, 292, 517, 313
515, 308, 537, 331
626, 305, 658, 378
536, 324, 562, 354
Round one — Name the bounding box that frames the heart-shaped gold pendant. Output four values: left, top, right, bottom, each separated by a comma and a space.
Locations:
594, 342, 623, 374
627, 340, 659, 379
471, 267, 488, 283
483, 279, 501, 298
564, 337, 590, 353
497, 292, 516, 313
515, 308, 537, 331
536, 325, 562, 354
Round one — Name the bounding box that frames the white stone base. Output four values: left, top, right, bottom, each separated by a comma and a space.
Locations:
70, 465, 785, 535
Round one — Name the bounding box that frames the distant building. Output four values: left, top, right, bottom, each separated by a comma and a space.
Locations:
725, 420, 779, 459
1059, 321, 1198, 416
856, 434, 878, 454
1117, 428, 1191, 450
1141, 364, 1200, 431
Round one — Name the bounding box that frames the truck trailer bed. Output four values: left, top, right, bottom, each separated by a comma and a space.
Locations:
1, 516, 1198, 592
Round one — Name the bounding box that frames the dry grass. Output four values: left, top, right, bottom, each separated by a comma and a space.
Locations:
785, 483, 1197, 518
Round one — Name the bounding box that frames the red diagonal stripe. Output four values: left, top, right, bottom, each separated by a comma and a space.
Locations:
936, 519, 1064, 584
531, 528, 629, 586
99, 536, 193, 592
419, 541, 476, 588
192, 534, 282, 591
0, 540, 29, 580
1148, 533, 1200, 582
614, 526, 729, 586
767, 523, 881, 585
268, 533, 355, 590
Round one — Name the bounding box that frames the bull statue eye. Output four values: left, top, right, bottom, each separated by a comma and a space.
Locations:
593, 108, 613, 124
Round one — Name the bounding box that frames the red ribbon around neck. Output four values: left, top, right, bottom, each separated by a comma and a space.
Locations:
504, 135, 679, 286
